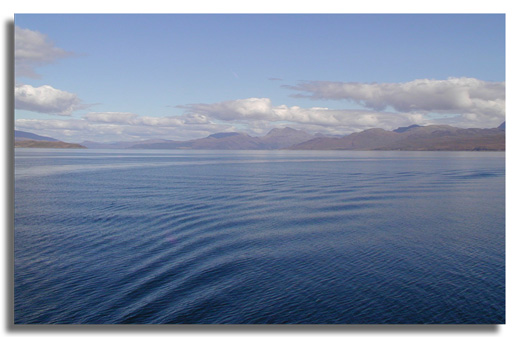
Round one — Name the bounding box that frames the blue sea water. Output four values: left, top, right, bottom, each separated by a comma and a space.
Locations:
14, 149, 505, 324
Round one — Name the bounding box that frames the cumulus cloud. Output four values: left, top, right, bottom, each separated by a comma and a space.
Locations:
15, 84, 86, 116
285, 77, 505, 127
180, 98, 274, 121
181, 98, 339, 125
15, 26, 73, 78
285, 77, 504, 111
15, 76, 506, 142
180, 97, 426, 134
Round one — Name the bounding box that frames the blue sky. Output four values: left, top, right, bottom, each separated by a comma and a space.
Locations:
14, 14, 505, 142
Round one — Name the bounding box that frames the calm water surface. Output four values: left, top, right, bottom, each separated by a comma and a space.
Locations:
14, 149, 505, 324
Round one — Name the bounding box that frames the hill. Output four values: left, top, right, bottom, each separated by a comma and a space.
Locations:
74, 123, 506, 151
14, 130, 86, 149
130, 127, 316, 150
15, 130, 59, 142
290, 124, 505, 151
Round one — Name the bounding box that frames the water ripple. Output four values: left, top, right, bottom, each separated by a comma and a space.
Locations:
14, 150, 505, 324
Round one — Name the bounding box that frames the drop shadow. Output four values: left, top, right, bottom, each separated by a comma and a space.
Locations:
4, 18, 15, 331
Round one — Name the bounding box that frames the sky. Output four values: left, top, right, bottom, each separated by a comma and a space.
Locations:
14, 14, 506, 143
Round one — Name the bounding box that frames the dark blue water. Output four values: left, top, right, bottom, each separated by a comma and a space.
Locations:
14, 149, 505, 324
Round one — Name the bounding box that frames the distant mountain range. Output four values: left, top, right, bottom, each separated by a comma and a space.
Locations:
15, 123, 505, 151
290, 124, 505, 151
14, 130, 86, 148
81, 127, 317, 150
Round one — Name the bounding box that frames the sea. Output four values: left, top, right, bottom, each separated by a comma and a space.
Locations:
14, 149, 505, 324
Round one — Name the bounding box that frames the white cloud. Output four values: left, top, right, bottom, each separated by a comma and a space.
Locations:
84, 111, 209, 127
15, 26, 73, 78
15, 118, 89, 131
181, 98, 340, 125
84, 112, 139, 124
15, 84, 86, 116
180, 98, 275, 121
15, 110, 231, 143
15, 76, 506, 143
181, 97, 421, 127
285, 77, 505, 127
180, 97, 427, 135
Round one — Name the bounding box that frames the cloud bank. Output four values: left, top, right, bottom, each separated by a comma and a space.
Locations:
15, 77, 505, 142
285, 77, 505, 126
15, 26, 73, 78
15, 110, 229, 143
180, 97, 424, 131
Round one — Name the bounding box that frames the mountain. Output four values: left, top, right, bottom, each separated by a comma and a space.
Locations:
130, 127, 316, 150
393, 124, 423, 133
15, 130, 59, 142
14, 130, 86, 148
290, 123, 505, 151
131, 132, 260, 150
76, 123, 505, 151
15, 140, 86, 149
80, 139, 173, 149
291, 128, 400, 150
190, 132, 263, 150
258, 127, 317, 149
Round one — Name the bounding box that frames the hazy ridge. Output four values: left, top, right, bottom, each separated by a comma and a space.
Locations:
15, 130, 86, 148
290, 124, 505, 151
15, 123, 505, 151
